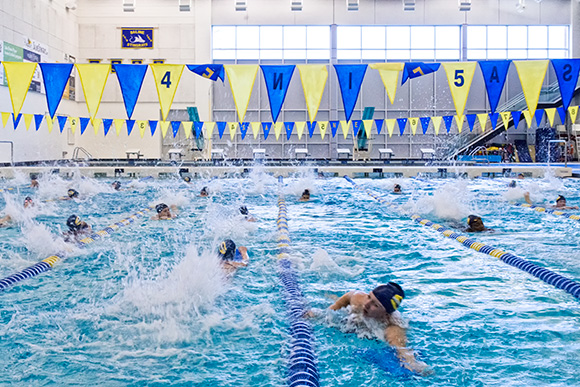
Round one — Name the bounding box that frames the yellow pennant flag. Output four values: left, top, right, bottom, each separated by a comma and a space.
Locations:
251, 122, 261, 139
385, 119, 396, 137
500, 112, 511, 130
442, 62, 477, 118
114, 119, 125, 136
544, 108, 556, 127
476, 114, 488, 133
92, 118, 102, 135
369, 63, 404, 104
319, 121, 328, 140
3, 62, 37, 117
224, 65, 259, 122
227, 122, 237, 140
569, 106, 578, 124
46, 114, 56, 133
23, 114, 34, 131
362, 120, 373, 138
272, 121, 282, 140
455, 115, 464, 133
297, 65, 328, 122
69, 117, 79, 134
513, 60, 549, 118
409, 117, 419, 135
76, 64, 111, 122
149, 64, 185, 121
295, 121, 306, 140
1, 112, 10, 128
160, 121, 170, 138
206, 122, 216, 138
340, 120, 350, 139
182, 121, 193, 139
522, 110, 532, 128
136, 120, 148, 138
430, 116, 442, 135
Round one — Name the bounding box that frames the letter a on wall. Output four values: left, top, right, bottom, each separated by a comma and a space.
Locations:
225, 65, 259, 122
150, 64, 185, 121
261, 65, 295, 123
297, 65, 328, 122
442, 62, 477, 118
76, 64, 111, 124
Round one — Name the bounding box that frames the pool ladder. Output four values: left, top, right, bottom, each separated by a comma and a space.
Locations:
72, 147, 93, 161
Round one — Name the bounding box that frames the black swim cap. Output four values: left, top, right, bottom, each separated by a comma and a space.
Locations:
67, 189, 79, 198
218, 239, 236, 261
508, 180, 516, 188
183, 176, 191, 183
467, 215, 481, 226
239, 206, 249, 215
67, 215, 82, 230
372, 282, 405, 314
556, 195, 566, 203
24, 196, 32, 202
112, 181, 121, 190
201, 187, 208, 194
155, 203, 169, 213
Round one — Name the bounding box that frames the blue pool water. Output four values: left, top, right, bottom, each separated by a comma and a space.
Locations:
0, 171, 579, 386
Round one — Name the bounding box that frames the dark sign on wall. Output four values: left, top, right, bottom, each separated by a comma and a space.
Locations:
122, 28, 154, 49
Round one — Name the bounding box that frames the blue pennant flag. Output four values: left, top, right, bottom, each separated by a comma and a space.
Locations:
80, 117, 90, 135
489, 113, 499, 130
420, 117, 431, 134
534, 109, 544, 127
442, 116, 454, 133
194, 122, 204, 138
374, 119, 384, 135
217, 122, 227, 139
149, 120, 158, 136
466, 115, 476, 132
240, 122, 249, 139
334, 65, 368, 122
556, 107, 566, 124
262, 122, 272, 139
330, 121, 340, 137
34, 114, 44, 131
126, 119, 135, 136
397, 118, 407, 135
551, 59, 580, 111
39, 63, 73, 119
511, 111, 521, 129
187, 64, 225, 82
171, 121, 181, 138
352, 120, 363, 137
284, 122, 294, 140
261, 65, 295, 123
103, 119, 113, 136
57, 116, 68, 133
307, 121, 316, 138
478, 60, 511, 114
401, 62, 440, 85
114, 64, 148, 119
12, 113, 22, 129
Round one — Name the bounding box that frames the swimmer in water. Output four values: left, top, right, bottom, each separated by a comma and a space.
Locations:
183, 176, 192, 184
517, 173, 525, 179
200, 187, 209, 197
112, 181, 121, 191
151, 203, 178, 220
465, 215, 492, 232
393, 184, 402, 194
327, 283, 429, 374
299, 189, 310, 202
218, 239, 249, 275
23, 196, 34, 208
524, 193, 579, 210
508, 180, 517, 188
62, 189, 80, 200
30, 175, 39, 188
239, 205, 257, 222
63, 214, 92, 242
1, 197, 36, 226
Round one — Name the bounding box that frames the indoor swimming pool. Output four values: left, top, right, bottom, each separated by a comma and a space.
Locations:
0, 171, 579, 386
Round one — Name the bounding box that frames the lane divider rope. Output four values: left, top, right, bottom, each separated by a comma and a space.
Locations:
513, 202, 580, 222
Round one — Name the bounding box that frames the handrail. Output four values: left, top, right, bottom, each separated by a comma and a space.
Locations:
72, 147, 93, 160
0, 141, 14, 165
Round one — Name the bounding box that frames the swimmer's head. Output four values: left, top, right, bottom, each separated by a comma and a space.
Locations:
301, 189, 310, 199
467, 215, 485, 231
556, 195, 566, 206
239, 206, 249, 216
394, 184, 401, 193
183, 176, 191, 183
518, 173, 525, 179
67, 189, 79, 198
67, 215, 82, 231
218, 239, 236, 261
370, 282, 405, 316
112, 181, 121, 190
155, 203, 169, 214
508, 180, 516, 188
200, 187, 209, 196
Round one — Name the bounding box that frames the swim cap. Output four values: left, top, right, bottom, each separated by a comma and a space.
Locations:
239, 206, 249, 215
467, 215, 480, 226
201, 187, 208, 194
183, 176, 191, 183
556, 195, 566, 203
24, 196, 32, 202
67, 189, 79, 198
372, 282, 405, 314
218, 239, 236, 261
67, 215, 82, 230
155, 203, 169, 213
112, 181, 121, 190
508, 180, 516, 188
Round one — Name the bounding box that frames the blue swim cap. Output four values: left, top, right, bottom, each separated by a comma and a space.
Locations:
218, 239, 236, 261
67, 215, 82, 230
372, 282, 405, 314
239, 206, 249, 215
155, 203, 169, 213
67, 189, 79, 198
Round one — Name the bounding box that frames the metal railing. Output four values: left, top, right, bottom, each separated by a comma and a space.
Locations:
72, 147, 93, 161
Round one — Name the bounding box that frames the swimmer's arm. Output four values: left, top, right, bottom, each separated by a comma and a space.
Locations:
386, 325, 429, 375
524, 192, 532, 205
170, 204, 179, 216
238, 246, 249, 265
329, 291, 355, 310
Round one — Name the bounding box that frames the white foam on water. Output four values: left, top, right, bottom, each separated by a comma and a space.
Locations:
405, 180, 473, 221
309, 248, 364, 277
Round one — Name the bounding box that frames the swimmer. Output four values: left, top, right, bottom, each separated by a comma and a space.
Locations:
183, 176, 192, 183
218, 239, 249, 274
112, 181, 121, 191
23, 196, 34, 208
393, 184, 402, 194
299, 189, 311, 202
517, 173, 525, 180
200, 186, 209, 197
326, 283, 428, 374
239, 205, 257, 222
465, 215, 492, 232
62, 189, 79, 200
30, 175, 39, 188
63, 214, 92, 242
151, 203, 178, 220
0, 214, 12, 227
524, 193, 579, 210
508, 180, 517, 188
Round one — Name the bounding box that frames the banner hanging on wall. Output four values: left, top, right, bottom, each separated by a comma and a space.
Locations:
121, 28, 154, 49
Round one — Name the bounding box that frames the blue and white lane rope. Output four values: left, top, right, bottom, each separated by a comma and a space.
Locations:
513, 202, 580, 222
344, 176, 580, 301
0, 206, 155, 292
277, 177, 320, 387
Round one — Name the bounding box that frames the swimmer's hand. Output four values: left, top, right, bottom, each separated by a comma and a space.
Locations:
303, 308, 323, 319
402, 359, 433, 376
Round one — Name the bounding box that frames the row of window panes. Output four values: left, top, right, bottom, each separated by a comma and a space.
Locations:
212, 26, 330, 50
213, 49, 330, 60
466, 25, 568, 50
467, 49, 569, 60
337, 49, 460, 60
336, 26, 461, 50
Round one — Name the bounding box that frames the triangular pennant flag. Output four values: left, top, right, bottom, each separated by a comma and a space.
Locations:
297, 65, 328, 122
113, 64, 148, 119
374, 119, 384, 135
431, 116, 442, 135
489, 112, 499, 130
534, 109, 544, 127
465, 114, 476, 132
228, 122, 237, 140
262, 122, 272, 140
363, 119, 373, 138
397, 118, 407, 135
136, 121, 147, 138
408, 117, 419, 135
205, 122, 216, 138
114, 118, 125, 136
544, 108, 556, 127
159, 121, 170, 138
295, 121, 306, 140
420, 117, 431, 134
250, 122, 261, 139
182, 121, 193, 139
34, 114, 44, 131
385, 119, 396, 137
186, 64, 225, 82
442, 116, 454, 133
369, 63, 404, 104
92, 118, 102, 135
307, 121, 316, 138
352, 120, 363, 137
500, 111, 511, 130
455, 115, 464, 133
570, 106, 579, 124
340, 120, 350, 139
150, 64, 185, 121
330, 121, 340, 137
76, 64, 111, 122
261, 65, 295, 122
126, 119, 135, 136
319, 121, 328, 140
556, 107, 566, 125
171, 121, 181, 138
69, 117, 78, 134
478, 60, 511, 113
57, 115, 67, 133
23, 114, 33, 131
12, 113, 22, 129
80, 117, 90, 135
513, 60, 549, 118
522, 110, 532, 128
401, 62, 440, 84
224, 65, 259, 122
217, 121, 227, 138
1, 112, 10, 128
442, 62, 477, 118
194, 121, 204, 138
39, 63, 73, 119
551, 59, 580, 111
511, 111, 522, 129
149, 120, 158, 136
334, 64, 368, 121
3, 62, 37, 118
284, 122, 294, 140
476, 114, 488, 132
103, 118, 113, 136
274, 121, 283, 140
240, 122, 249, 140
